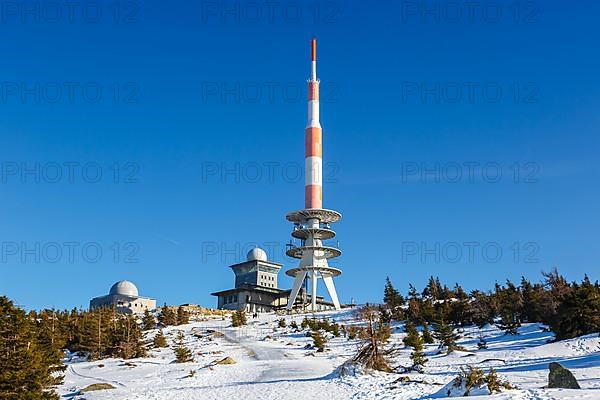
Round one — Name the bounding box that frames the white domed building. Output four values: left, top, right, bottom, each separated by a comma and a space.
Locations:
90, 280, 156, 314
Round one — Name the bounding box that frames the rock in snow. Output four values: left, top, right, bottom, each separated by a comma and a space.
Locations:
548, 362, 581, 389
216, 356, 236, 365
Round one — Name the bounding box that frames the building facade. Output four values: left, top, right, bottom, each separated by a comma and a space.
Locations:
90, 280, 156, 314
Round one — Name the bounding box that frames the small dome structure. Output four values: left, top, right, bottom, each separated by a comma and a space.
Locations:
247, 247, 267, 262
109, 280, 139, 297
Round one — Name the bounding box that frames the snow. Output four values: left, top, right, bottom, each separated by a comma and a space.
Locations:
58, 310, 600, 400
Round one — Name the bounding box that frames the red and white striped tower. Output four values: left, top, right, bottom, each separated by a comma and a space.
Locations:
305, 38, 322, 209
286, 39, 342, 311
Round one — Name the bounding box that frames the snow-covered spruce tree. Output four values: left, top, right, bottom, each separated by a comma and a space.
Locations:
406, 284, 423, 324
153, 329, 168, 348
173, 331, 194, 363
494, 281, 523, 335
79, 307, 112, 360
300, 316, 310, 329
311, 330, 326, 352
453, 366, 486, 396
469, 290, 496, 328
115, 314, 146, 359
331, 322, 341, 337
432, 320, 464, 354
450, 366, 514, 396
550, 276, 600, 340
352, 306, 393, 372
176, 306, 190, 325
158, 306, 177, 327
448, 283, 472, 327
421, 322, 434, 344
477, 332, 488, 350
142, 309, 156, 331
485, 367, 514, 393
408, 328, 428, 372
0, 296, 64, 400
520, 276, 548, 323
402, 321, 420, 348
383, 277, 405, 320
231, 310, 247, 327
33, 309, 68, 383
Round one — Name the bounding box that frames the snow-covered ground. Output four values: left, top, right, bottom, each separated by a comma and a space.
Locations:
58, 309, 600, 400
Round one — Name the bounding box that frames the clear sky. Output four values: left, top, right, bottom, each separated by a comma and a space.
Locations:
1, 0, 598, 310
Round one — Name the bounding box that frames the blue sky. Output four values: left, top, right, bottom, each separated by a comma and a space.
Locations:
1, 0, 599, 310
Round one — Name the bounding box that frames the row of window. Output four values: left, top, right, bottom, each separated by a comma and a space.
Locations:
223, 294, 239, 304
260, 273, 276, 288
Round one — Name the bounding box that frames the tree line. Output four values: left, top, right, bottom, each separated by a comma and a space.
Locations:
349, 270, 598, 377
0, 299, 191, 400
381, 269, 600, 340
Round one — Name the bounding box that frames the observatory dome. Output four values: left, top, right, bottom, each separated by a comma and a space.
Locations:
247, 247, 267, 262
109, 280, 139, 297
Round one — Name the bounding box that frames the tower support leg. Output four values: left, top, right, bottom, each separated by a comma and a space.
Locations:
311, 270, 318, 311
322, 275, 341, 310
286, 270, 308, 310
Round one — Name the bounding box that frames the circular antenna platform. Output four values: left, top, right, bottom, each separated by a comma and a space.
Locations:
286, 208, 342, 224
292, 227, 336, 240
285, 266, 342, 278
285, 245, 342, 259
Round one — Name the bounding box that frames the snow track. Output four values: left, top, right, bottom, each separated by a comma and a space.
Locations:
67, 365, 127, 388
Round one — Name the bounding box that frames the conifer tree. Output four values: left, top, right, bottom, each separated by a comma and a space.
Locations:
432, 320, 463, 354
495, 281, 523, 335
158, 306, 177, 327
300, 317, 310, 329
353, 306, 393, 372
115, 314, 146, 359
311, 330, 326, 352
408, 330, 428, 372
406, 284, 423, 324
142, 309, 156, 331
80, 308, 110, 359
422, 322, 434, 344
423, 276, 444, 300
550, 277, 600, 340
477, 332, 488, 350
0, 296, 64, 400
402, 321, 420, 348
231, 310, 247, 327
153, 329, 168, 348
173, 331, 193, 363
485, 367, 514, 393
382, 277, 405, 321
176, 306, 190, 325
449, 283, 471, 326
469, 290, 496, 328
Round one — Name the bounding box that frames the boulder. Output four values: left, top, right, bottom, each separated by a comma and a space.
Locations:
336, 361, 363, 377
216, 356, 236, 365
548, 362, 580, 389
81, 383, 116, 393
